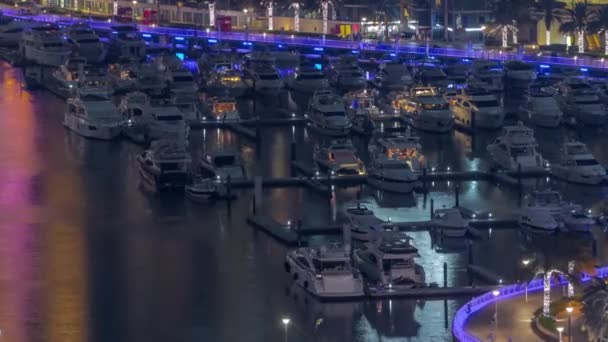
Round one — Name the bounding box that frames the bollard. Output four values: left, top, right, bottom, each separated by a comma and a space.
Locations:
454, 183, 460, 207
290, 141, 297, 162
443, 262, 448, 288
444, 299, 448, 329
430, 198, 435, 219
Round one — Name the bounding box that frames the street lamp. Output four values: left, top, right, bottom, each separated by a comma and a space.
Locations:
557, 326, 564, 342
281, 318, 290, 342
492, 290, 500, 338
522, 259, 530, 302
566, 307, 573, 342
132, 0, 137, 22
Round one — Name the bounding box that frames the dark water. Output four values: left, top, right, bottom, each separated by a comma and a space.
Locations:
1, 60, 607, 342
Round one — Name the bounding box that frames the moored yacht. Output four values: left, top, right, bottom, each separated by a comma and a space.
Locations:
307, 90, 351, 136
431, 208, 470, 238
552, 140, 606, 185
287, 65, 329, 93
556, 77, 608, 126
523, 84, 563, 128
65, 23, 106, 64
285, 244, 364, 299
185, 177, 227, 202
52, 56, 86, 89
137, 140, 191, 190
519, 190, 591, 233
147, 103, 190, 143
77, 68, 114, 99
344, 204, 389, 241
450, 88, 504, 129
414, 60, 448, 86
107, 25, 146, 61
242, 62, 284, 94
108, 62, 139, 92
504, 61, 537, 83
344, 88, 382, 120
395, 86, 454, 133
0, 17, 30, 46
63, 95, 123, 140
169, 92, 201, 123
205, 69, 247, 97
20, 24, 71, 66
487, 122, 547, 172
329, 63, 366, 90
200, 150, 247, 181
313, 139, 366, 176
165, 67, 198, 94
372, 60, 412, 90
470, 60, 504, 92
204, 97, 240, 122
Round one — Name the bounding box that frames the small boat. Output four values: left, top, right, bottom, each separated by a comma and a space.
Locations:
551, 140, 606, 185
200, 150, 247, 181
344, 204, 394, 242
137, 140, 192, 190
185, 177, 226, 202
307, 90, 351, 136
314, 139, 366, 176
486, 122, 547, 172
431, 208, 470, 238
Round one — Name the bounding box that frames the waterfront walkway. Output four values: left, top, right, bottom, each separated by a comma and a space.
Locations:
464, 287, 587, 341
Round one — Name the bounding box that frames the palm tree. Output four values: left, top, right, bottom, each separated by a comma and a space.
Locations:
589, 7, 608, 55
556, 2, 598, 53
534, 0, 566, 45
581, 279, 608, 341
288, 2, 303, 32
319, 0, 334, 35
206, 0, 216, 27
486, 0, 530, 48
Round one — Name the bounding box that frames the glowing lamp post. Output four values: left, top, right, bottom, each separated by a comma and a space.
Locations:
492, 290, 500, 337
132, 0, 137, 22
557, 326, 564, 342
208, 1, 215, 28
267, 2, 274, 31
566, 306, 573, 342
281, 318, 290, 342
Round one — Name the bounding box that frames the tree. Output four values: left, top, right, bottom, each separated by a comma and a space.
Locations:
288, 2, 303, 32
556, 2, 598, 53
486, 0, 531, 48
588, 7, 608, 55
581, 279, 608, 341
534, 0, 566, 45
319, 0, 335, 35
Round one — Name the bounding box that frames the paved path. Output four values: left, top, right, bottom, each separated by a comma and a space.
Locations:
465, 285, 587, 341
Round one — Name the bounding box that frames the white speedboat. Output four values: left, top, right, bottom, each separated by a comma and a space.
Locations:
65, 23, 106, 64
504, 61, 537, 83
552, 140, 606, 185
372, 60, 412, 90
367, 128, 422, 193
243, 64, 284, 94
200, 150, 247, 181
395, 86, 454, 133
0, 17, 30, 46
487, 122, 547, 172
431, 208, 469, 238
137, 140, 191, 190
451, 88, 505, 129
353, 233, 425, 289
287, 65, 329, 93
52, 56, 86, 89
313, 139, 366, 176
524, 84, 562, 128
205, 97, 240, 122
470, 60, 504, 92
519, 190, 591, 233
205, 69, 247, 97
63, 95, 123, 140
107, 25, 146, 61
556, 78, 608, 126
20, 24, 71, 66
185, 177, 226, 202
285, 245, 364, 299
307, 90, 351, 136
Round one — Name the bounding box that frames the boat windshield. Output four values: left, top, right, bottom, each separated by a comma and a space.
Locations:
313, 260, 349, 273
297, 73, 325, 80
77, 38, 100, 44
383, 259, 413, 270
575, 159, 599, 166
474, 99, 500, 107
511, 146, 534, 156
214, 102, 236, 113
380, 161, 411, 170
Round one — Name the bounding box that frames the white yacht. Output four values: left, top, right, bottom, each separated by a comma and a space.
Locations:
169, 92, 201, 123
344, 89, 383, 120
367, 129, 422, 193
20, 24, 71, 66
313, 139, 366, 176
63, 95, 124, 140
395, 86, 454, 133
138, 63, 167, 95
487, 122, 547, 172
285, 244, 364, 299
287, 65, 329, 93
519, 190, 592, 233
372, 60, 412, 90
415, 61, 448, 86
119, 91, 151, 129
307, 90, 351, 136
205, 69, 247, 97
108, 62, 140, 92
353, 233, 425, 289
556, 78, 608, 126
165, 67, 198, 94
65, 23, 106, 64
204, 97, 240, 122
243, 64, 284, 94
147, 104, 190, 143
329, 63, 366, 90
431, 208, 470, 238
0, 17, 30, 46
137, 140, 192, 190
552, 140, 606, 185
523, 84, 562, 128
344, 204, 390, 241
470, 60, 504, 92
77, 68, 114, 99
107, 25, 146, 61
185, 177, 226, 202
200, 150, 247, 181
52, 56, 86, 89
504, 61, 537, 83
451, 88, 505, 129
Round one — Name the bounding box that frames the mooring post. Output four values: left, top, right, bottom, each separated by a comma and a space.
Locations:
443, 262, 448, 288
422, 167, 427, 192
454, 183, 460, 207
327, 174, 332, 199
468, 240, 474, 265
430, 198, 434, 220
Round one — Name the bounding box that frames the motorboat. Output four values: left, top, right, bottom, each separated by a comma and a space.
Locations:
137, 140, 192, 190
394, 86, 453, 133
147, 103, 190, 143
344, 88, 383, 120
199, 150, 247, 181
556, 78, 608, 126
487, 122, 547, 172
185, 177, 226, 202
313, 139, 366, 176
77, 68, 114, 99
353, 233, 425, 289
504, 61, 537, 83
444, 59, 471, 88
205, 69, 247, 97
107, 25, 146, 61
52, 56, 86, 89
329, 63, 367, 90
63, 95, 123, 140
198, 53, 237, 79
431, 208, 470, 238
372, 60, 412, 90
245, 49, 277, 65
367, 128, 422, 193
119, 91, 151, 130
270, 45, 301, 65
165, 67, 198, 94
552, 140, 606, 185
519, 190, 592, 233
285, 244, 364, 299
0, 17, 30, 46
307, 90, 351, 136
154, 53, 183, 72
169, 92, 201, 123
65, 23, 106, 64
204, 97, 240, 122
523, 84, 563, 128
414, 60, 448, 86
470, 60, 504, 92
287, 65, 329, 93
243, 64, 284, 94
108, 62, 140, 92
450, 88, 505, 129
20, 24, 71, 66
344, 204, 388, 242
138, 63, 166, 95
